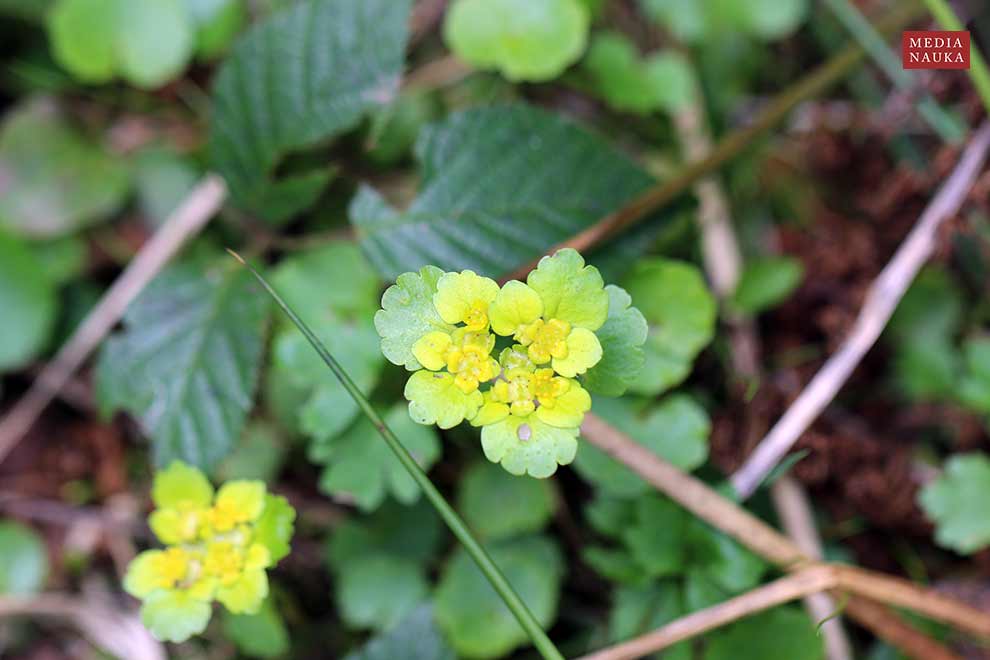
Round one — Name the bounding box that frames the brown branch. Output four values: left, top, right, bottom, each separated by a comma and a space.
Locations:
730, 121, 990, 498
577, 567, 840, 660
843, 598, 962, 660
498, 1, 925, 283
0, 175, 228, 465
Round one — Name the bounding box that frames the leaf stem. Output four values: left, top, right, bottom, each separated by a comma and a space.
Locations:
921, 0, 990, 118
228, 249, 565, 660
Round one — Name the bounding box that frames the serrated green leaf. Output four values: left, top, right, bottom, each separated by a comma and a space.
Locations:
336, 554, 429, 632
573, 395, 710, 496
732, 256, 804, 314
351, 104, 656, 280
0, 521, 48, 594
314, 404, 440, 511
209, 0, 411, 217
375, 265, 451, 371
344, 605, 456, 660
434, 535, 563, 659
584, 32, 694, 114
223, 595, 291, 658
919, 453, 990, 554
48, 0, 195, 88
622, 258, 716, 395
444, 0, 588, 82
703, 606, 822, 660
326, 499, 443, 571
0, 101, 129, 238
96, 259, 270, 470
457, 461, 556, 541
0, 231, 57, 371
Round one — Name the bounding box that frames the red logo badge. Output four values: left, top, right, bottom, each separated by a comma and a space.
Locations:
902, 30, 970, 69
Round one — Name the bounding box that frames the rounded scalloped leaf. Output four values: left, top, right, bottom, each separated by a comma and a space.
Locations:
405, 370, 484, 429
527, 249, 608, 330
444, 0, 589, 82
919, 453, 990, 554
480, 416, 578, 478
217, 569, 269, 614
152, 461, 214, 510
140, 589, 213, 643
254, 494, 296, 563
582, 285, 648, 396
376, 266, 454, 370
552, 326, 602, 377
457, 461, 556, 541
0, 521, 48, 595
336, 554, 429, 632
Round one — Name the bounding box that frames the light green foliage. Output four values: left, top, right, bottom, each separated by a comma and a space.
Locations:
582, 285, 649, 396
622, 258, 717, 395
96, 259, 270, 470
209, 0, 411, 218
0, 232, 57, 371
124, 462, 296, 643
457, 461, 556, 540
375, 266, 452, 371
574, 395, 710, 497
48, 0, 194, 88
32, 236, 88, 286
0, 101, 129, 238
351, 104, 656, 279
185, 0, 246, 59
703, 606, 823, 660
584, 32, 694, 114
444, 0, 589, 82
0, 521, 49, 594
223, 596, 290, 658
344, 605, 457, 660
435, 535, 563, 659
919, 453, 990, 554
639, 0, 809, 42
732, 256, 804, 314
313, 404, 440, 511
956, 338, 990, 413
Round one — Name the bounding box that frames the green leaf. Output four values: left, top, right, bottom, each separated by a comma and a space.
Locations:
351, 104, 656, 280
582, 546, 649, 585
48, 0, 195, 88
919, 452, 990, 554
0, 101, 129, 238
314, 404, 441, 511
0, 521, 48, 594
609, 582, 691, 660
622, 258, 716, 395
582, 285, 648, 396
584, 32, 694, 114
443, 0, 589, 82
956, 338, 990, 413
584, 494, 637, 539
274, 242, 381, 325
573, 395, 710, 496
434, 535, 563, 659
140, 589, 213, 643
375, 265, 451, 371
0, 231, 57, 371
888, 267, 963, 346
638, 0, 808, 43
622, 495, 687, 578
217, 421, 287, 483
326, 499, 443, 571
209, 0, 411, 217
457, 461, 556, 541
344, 605, 457, 660
185, 0, 246, 59
336, 554, 429, 632
0, 0, 54, 20
255, 494, 296, 563
134, 147, 199, 227
732, 256, 804, 314
223, 595, 291, 658
96, 259, 270, 470
894, 339, 960, 401
703, 606, 823, 660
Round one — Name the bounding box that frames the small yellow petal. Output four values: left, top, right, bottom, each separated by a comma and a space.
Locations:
552, 327, 602, 377
536, 380, 591, 428
489, 280, 543, 336
412, 331, 452, 371
433, 271, 500, 327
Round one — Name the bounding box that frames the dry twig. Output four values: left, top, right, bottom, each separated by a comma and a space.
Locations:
0, 175, 228, 465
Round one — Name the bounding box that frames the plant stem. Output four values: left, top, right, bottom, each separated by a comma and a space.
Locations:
824, 0, 965, 142
228, 250, 565, 660
922, 0, 990, 117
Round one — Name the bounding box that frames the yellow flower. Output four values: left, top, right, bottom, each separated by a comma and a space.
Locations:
433, 270, 500, 331
208, 481, 266, 533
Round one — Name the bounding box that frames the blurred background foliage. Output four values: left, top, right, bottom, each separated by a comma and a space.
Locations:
1, 0, 990, 658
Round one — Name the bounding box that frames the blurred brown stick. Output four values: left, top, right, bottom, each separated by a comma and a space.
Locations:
0, 175, 228, 466
730, 121, 990, 499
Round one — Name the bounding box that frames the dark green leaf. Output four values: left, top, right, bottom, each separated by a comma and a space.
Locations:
703, 606, 822, 660
96, 259, 270, 470
336, 554, 429, 631
0, 231, 57, 371
582, 285, 649, 396
326, 499, 443, 571
457, 461, 556, 541
223, 595, 291, 658
344, 605, 456, 660
732, 256, 804, 315
609, 582, 691, 660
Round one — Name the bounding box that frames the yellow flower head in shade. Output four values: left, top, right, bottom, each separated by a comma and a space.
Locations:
375, 249, 647, 478
123, 462, 296, 643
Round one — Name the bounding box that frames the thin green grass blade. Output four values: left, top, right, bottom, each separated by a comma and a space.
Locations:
227, 250, 564, 660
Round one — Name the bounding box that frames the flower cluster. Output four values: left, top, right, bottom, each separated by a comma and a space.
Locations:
124, 462, 295, 643
377, 249, 618, 478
